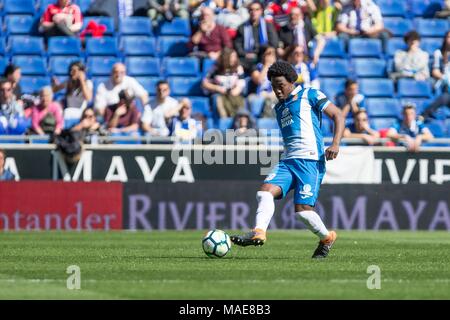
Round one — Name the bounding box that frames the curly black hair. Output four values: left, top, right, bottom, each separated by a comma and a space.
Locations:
267, 61, 298, 84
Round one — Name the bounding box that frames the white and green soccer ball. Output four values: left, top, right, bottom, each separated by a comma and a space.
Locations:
202, 229, 231, 258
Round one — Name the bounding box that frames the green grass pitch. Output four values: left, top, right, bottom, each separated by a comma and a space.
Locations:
0, 231, 449, 299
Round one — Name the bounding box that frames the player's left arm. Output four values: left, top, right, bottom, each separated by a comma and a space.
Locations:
323, 103, 345, 160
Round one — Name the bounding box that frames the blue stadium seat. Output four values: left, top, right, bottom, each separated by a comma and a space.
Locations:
83, 17, 115, 35
4, 15, 36, 35
157, 36, 189, 57
359, 79, 394, 98
158, 18, 191, 37
370, 118, 398, 130
12, 56, 47, 75
399, 98, 432, 114
376, 0, 407, 17
74, 0, 93, 13
426, 120, 445, 137
414, 18, 449, 37
188, 97, 211, 117
348, 38, 382, 58
365, 98, 401, 118
257, 118, 278, 130
202, 58, 215, 75
49, 56, 83, 75
317, 59, 349, 78
353, 59, 387, 77
218, 118, 233, 131
315, 38, 345, 58
121, 36, 156, 56
162, 57, 200, 77
383, 18, 413, 37
20, 76, 51, 94
86, 37, 118, 56
397, 79, 432, 98
320, 78, 346, 101
38, 0, 56, 14
421, 37, 442, 56
119, 17, 153, 36
87, 57, 121, 76
48, 36, 82, 56
386, 38, 407, 57
135, 77, 162, 96
168, 77, 203, 96
2, 0, 36, 15
125, 57, 160, 76
9, 36, 45, 55
0, 37, 6, 56
0, 57, 7, 75
409, 0, 444, 17
92, 76, 109, 92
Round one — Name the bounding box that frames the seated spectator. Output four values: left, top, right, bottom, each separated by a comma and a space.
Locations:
95, 63, 149, 117
3, 64, 22, 104
247, 46, 278, 118
307, 0, 341, 64
39, 0, 83, 38
30, 87, 64, 136
422, 31, 450, 120
202, 48, 246, 118
104, 89, 140, 136
277, 6, 316, 58
335, 0, 388, 47
150, 80, 180, 121
232, 108, 256, 137
343, 109, 379, 145
335, 79, 364, 119
188, 7, 233, 60
0, 149, 15, 181
284, 45, 320, 89
52, 61, 93, 121
0, 80, 28, 135
169, 98, 201, 141
266, 0, 302, 30
387, 103, 433, 152
435, 0, 450, 18
86, 0, 150, 28
71, 108, 104, 143
233, 1, 279, 72
215, 0, 250, 32
148, 0, 189, 27
140, 103, 170, 137
392, 31, 430, 81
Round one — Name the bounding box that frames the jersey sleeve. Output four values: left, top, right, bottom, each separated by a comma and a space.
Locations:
308, 88, 331, 112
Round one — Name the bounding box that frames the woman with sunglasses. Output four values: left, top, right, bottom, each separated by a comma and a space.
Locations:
71, 108, 102, 143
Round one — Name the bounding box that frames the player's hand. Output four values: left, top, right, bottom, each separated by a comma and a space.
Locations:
325, 144, 339, 160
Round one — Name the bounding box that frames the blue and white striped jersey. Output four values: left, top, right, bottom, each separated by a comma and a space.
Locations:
273, 86, 331, 161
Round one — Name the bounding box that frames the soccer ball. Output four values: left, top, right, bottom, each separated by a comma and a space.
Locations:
202, 229, 231, 258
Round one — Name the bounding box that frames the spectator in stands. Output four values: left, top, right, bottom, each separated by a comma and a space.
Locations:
421, 31, 450, 120
169, 98, 201, 141
435, 0, 450, 18
150, 80, 180, 121
148, 0, 189, 27
233, 1, 279, 72
140, 103, 170, 137
188, 7, 233, 60
284, 45, 320, 89
387, 103, 434, 152
335, 0, 387, 47
202, 48, 246, 118
52, 61, 93, 121
71, 108, 104, 143
30, 87, 64, 136
95, 63, 149, 117
3, 64, 22, 104
215, 0, 250, 32
39, 0, 83, 38
0, 149, 15, 181
277, 6, 316, 58
104, 89, 140, 135
247, 46, 278, 118
392, 31, 430, 81
0, 80, 28, 135
307, 0, 341, 64
343, 109, 379, 145
86, 0, 150, 28
232, 108, 256, 136
335, 79, 364, 119
265, 0, 302, 30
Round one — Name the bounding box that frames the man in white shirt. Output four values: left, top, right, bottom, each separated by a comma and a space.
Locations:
150, 80, 180, 120
94, 63, 149, 116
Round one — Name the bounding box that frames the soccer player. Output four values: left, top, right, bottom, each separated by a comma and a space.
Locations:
230, 61, 344, 258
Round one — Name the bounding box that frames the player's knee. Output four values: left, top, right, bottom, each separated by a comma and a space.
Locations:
295, 204, 314, 212
260, 183, 280, 196
256, 190, 273, 202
